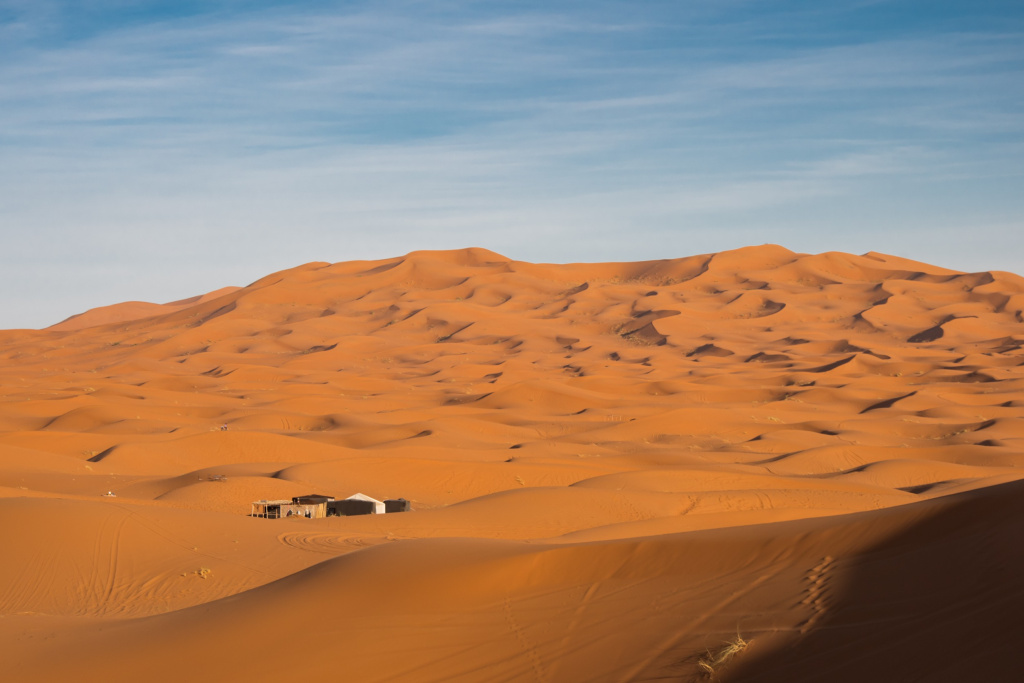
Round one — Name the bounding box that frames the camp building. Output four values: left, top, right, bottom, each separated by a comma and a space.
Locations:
251, 493, 410, 519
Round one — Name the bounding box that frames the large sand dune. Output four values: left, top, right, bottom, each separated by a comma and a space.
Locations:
1, 246, 1022, 681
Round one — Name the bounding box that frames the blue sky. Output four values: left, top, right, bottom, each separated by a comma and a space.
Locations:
2, 1, 1022, 329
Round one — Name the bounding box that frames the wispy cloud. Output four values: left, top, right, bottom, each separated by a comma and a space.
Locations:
1, 1, 1023, 327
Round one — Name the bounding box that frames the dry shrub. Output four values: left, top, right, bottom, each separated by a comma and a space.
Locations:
698, 635, 748, 679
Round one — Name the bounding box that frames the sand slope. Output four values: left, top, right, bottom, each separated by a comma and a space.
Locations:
6, 479, 1022, 682
1, 246, 1022, 681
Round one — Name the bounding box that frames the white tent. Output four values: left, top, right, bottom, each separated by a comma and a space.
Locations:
346, 493, 386, 514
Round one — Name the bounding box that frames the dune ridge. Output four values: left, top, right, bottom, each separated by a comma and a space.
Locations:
1, 245, 1022, 681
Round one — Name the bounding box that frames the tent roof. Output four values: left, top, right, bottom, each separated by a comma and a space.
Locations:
345, 493, 384, 504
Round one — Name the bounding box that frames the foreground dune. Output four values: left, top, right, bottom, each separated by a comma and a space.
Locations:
1, 246, 1022, 681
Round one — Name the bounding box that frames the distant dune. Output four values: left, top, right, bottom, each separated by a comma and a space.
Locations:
1, 246, 1022, 681
47, 286, 242, 332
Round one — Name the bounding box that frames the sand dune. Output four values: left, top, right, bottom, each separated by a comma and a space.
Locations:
1, 245, 1022, 681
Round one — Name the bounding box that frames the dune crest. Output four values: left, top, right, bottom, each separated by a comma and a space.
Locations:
1, 245, 1022, 681
48, 286, 241, 332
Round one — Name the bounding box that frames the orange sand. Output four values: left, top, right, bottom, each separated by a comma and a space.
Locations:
1, 246, 1022, 681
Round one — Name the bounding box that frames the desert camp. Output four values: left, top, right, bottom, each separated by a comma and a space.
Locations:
251, 494, 410, 519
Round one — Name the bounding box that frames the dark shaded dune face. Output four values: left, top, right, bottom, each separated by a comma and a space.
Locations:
1, 245, 1023, 682
724, 479, 1024, 683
